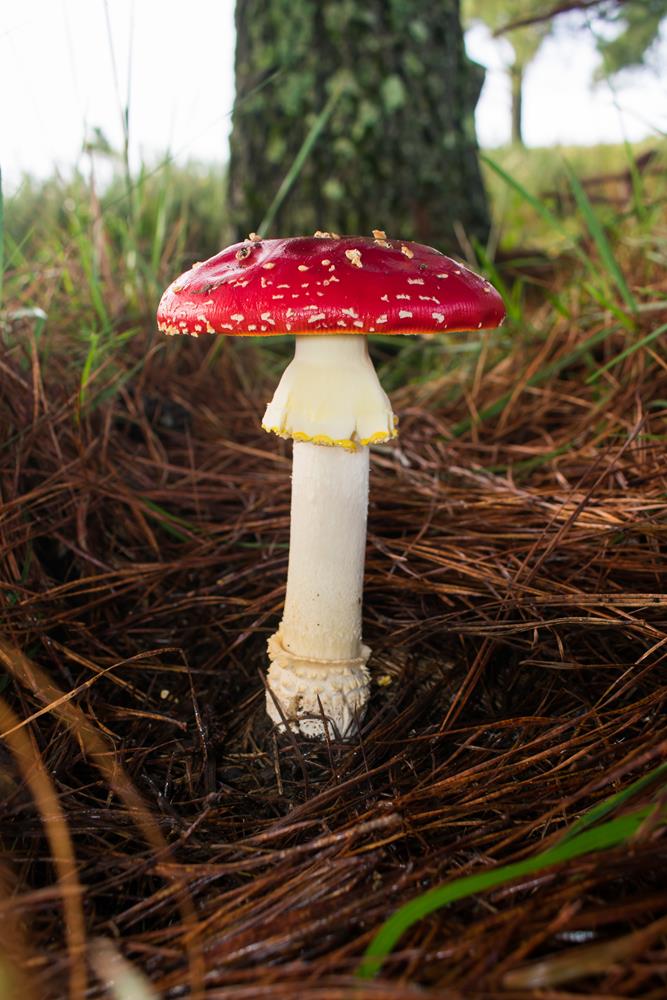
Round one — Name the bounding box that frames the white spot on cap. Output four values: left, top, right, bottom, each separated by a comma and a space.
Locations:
372, 229, 387, 240
436, 273, 449, 279
248, 324, 257, 330
262, 262, 275, 269
277, 283, 290, 289
376, 314, 388, 324
345, 248, 363, 268
399, 310, 413, 319
298, 265, 309, 271
432, 312, 445, 323
353, 320, 364, 328
342, 308, 359, 318
260, 311, 276, 324
400, 245, 414, 258
381, 294, 389, 302
396, 294, 411, 300
321, 259, 331, 266
308, 313, 326, 323
272, 294, 284, 300
231, 314, 244, 322
407, 278, 424, 285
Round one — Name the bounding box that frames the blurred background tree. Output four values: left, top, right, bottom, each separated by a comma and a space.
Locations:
476, 0, 667, 132
593, 0, 667, 77
463, 0, 553, 147
228, 0, 491, 253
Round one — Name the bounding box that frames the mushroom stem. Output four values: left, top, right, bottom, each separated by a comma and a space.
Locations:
266, 440, 371, 739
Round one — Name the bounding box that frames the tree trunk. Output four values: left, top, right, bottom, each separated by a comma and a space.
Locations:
228, 0, 490, 254
510, 62, 524, 147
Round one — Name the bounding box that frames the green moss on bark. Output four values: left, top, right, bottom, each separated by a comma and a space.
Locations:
228, 0, 490, 252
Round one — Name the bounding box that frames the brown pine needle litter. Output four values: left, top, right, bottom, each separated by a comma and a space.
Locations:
1, 241, 667, 997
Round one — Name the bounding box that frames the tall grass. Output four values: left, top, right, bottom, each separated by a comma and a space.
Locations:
4, 139, 665, 409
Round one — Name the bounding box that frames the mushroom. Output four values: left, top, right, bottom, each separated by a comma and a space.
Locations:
157, 235, 505, 739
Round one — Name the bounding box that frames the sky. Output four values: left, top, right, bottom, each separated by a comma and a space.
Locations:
1, 0, 666, 189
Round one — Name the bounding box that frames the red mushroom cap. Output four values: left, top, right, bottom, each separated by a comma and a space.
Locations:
157, 235, 505, 338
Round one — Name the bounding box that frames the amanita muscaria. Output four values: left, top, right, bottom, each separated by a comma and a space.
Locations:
158, 232, 505, 738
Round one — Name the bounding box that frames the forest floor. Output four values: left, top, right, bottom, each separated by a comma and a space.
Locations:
1, 142, 667, 998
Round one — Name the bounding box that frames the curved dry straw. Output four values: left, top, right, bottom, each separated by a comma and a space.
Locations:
0, 696, 86, 997
0, 641, 205, 999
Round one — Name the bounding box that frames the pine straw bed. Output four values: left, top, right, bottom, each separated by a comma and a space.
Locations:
0, 305, 666, 999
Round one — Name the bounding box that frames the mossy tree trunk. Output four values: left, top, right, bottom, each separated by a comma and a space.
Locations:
228, 0, 490, 253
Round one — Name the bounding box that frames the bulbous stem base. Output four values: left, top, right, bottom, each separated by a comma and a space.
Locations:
266, 631, 370, 739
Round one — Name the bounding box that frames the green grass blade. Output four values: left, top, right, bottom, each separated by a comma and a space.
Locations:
586, 322, 667, 384
356, 803, 660, 979
79, 331, 100, 407
452, 324, 619, 436
258, 79, 348, 237
560, 760, 667, 843
481, 155, 575, 247
139, 498, 198, 541
563, 161, 636, 313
